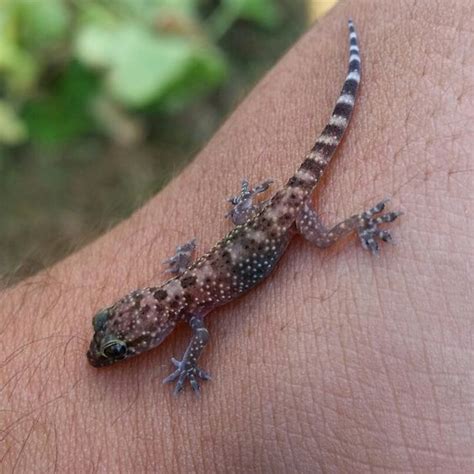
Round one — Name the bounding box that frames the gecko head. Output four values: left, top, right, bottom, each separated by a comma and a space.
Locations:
87, 293, 176, 368
87, 307, 130, 368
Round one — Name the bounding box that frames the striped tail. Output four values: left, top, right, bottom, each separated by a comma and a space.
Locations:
288, 20, 361, 191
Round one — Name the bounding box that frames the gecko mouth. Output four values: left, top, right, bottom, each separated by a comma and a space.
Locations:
87, 342, 115, 368
87, 329, 129, 368
87, 330, 117, 368
88, 309, 112, 367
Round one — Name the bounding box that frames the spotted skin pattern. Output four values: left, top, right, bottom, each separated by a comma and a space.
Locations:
87, 21, 401, 395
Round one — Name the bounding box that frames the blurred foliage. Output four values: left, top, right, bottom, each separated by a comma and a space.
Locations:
0, 0, 306, 282
308, 0, 338, 21
0, 0, 282, 147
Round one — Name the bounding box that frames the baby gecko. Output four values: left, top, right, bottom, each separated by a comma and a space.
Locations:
87, 21, 401, 395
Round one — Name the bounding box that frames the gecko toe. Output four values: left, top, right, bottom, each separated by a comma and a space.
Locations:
163, 357, 211, 395
173, 373, 187, 396
197, 368, 211, 380
378, 230, 393, 243
189, 376, 201, 395
162, 368, 180, 384
226, 177, 274, 225
357, 200, 401, 255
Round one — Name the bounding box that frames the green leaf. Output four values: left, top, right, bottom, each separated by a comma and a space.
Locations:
22, 62, 99, 146
105, 30, 193, 106
0, 100, 28, 145
224, 0, 280, 28
114, 0, 198, 18
76, 23, 226, 107
75, 25, 116, 68
0, 39, 38, 94
159, 46, 226, 111
17, 0, 70, 48
75, 2, 117, 27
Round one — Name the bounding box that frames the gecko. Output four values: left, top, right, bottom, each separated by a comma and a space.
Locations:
87, 21, 401, 395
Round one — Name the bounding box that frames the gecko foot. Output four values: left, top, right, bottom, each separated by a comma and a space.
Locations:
163, 357, 211, 396
357, 199, 402, 255
226, 178, 273, 225
163, 316, 211, 396
162, 238, 197, 275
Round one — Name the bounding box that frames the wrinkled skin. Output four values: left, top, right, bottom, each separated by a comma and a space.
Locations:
1, 1, 472, 472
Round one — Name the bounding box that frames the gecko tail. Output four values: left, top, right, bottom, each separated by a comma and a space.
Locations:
288, 20, 361, 190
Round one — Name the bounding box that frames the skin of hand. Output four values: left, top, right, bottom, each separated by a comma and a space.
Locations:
1, 0, 472, 471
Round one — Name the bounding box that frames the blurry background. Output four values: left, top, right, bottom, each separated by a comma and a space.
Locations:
0, 0, 336, 283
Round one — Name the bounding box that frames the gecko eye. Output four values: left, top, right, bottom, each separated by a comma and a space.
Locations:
102, 340, 127, 359
92, 309, 110, 332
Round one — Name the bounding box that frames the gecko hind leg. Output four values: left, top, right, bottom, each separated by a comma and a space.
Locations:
226, 178, 273, 225
162, 239, 197, 275
163, 316, 211, 396
297, 198, 401, 255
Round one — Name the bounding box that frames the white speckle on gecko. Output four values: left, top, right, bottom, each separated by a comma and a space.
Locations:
87, 21, 402, 396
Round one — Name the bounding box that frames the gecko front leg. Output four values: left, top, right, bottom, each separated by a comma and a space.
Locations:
226, 178, 273, 225
163, 315, 211, 395
163, 239, 197, 275
297, 198, 401, 255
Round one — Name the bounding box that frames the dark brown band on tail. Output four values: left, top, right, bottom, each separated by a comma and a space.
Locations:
288, 20, 361, 190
